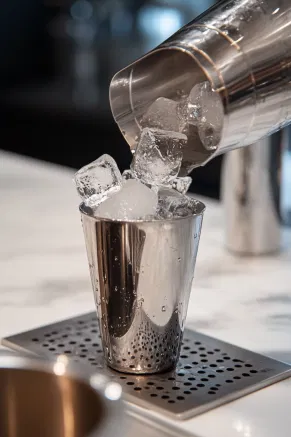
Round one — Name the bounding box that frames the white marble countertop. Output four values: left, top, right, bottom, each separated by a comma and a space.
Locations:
1, 150, 291, 437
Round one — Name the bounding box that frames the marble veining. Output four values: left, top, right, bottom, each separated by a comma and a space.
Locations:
1, 150, 291, 437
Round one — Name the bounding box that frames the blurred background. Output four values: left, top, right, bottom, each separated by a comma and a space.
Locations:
0, 0, 290, 206
0, 0, 224, 198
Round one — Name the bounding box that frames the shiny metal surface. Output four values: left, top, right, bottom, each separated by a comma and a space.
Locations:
3, 312, 291, 420
109, 0, 291, 174
80, 202, 205, 374
221, 133, 282, 254
0, 354, 122, 437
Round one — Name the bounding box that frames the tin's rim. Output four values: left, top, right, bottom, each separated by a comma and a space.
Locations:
79, 198, 205, 224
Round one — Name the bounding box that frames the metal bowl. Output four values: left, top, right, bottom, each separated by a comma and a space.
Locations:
0, 354, 123, 437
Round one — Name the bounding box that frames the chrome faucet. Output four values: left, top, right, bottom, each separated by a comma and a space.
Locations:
109, 0, 291, 254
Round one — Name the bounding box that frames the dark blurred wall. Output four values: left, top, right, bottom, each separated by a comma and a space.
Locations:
0, 0, 222, 199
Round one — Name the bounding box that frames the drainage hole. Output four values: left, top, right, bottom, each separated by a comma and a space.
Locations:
183, 346, 190, 350
184, 382, 191, 386
250, 370, 258, 374
190, 351, 197, 354
201, 378, 208, 382
156, 387, 164, 390
245, 363, 253, 367
233, 376, 241, 380
197, 370, 205, 374
208, 391, 216, 395
177, 396, 185, 401
226, 368, 234, 371
180, 355, 188, 359
216, 384, 221, 387
207, 351, 214, 355
208, 374, 216, 378
242, 373, 250, 377
200, 354, 207, 357
192, 362, 199, 365
172, 387, 180, 391
119, 376, 127, 380
162, 395, 169, 399
216, 359, 224, 363
150, 394, 158, 397
197, 383, 205, 388
147, 382, 155, 385
198, 347, 206, 351
69, 341, 76, 345
188, 377, 196, 381
177, 372, 185, 377
190, 387, 197, 391
216, 369, 224, 373
194, 342, 201, 345
48, 348, 56, 351
184, 365, 192, 370
214, 349, 220, 352
79, 354, 86, 358
201, 359, 208, 363
226, 380, 233, 383
184, 390, 191, 395
168, 377, 175, 381
127, 382, 134, 385
233, 359, 243, 363
168, 400, 175, 403
210, 387, 218, 391
209, 364, 217, 368
134, 387, 142, 391
235, 364, 242, 368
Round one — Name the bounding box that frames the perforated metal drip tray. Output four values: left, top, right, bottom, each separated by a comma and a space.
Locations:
3, 312, 291, 420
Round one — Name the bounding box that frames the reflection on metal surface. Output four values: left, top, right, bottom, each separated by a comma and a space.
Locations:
80, 202, 205, 374
0, 354, 122, 437
2, 313, 291, 420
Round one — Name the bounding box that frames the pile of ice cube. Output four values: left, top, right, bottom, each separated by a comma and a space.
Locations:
74, 80, 221, 220
74, 151, 193, 220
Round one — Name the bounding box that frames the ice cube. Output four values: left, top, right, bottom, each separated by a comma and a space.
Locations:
74, 154, 122, 206
96, 179, 158, 220
187, 81, 223, 149
198, 122, 220, 150
122, 169, 136, 181
157, 188, 198, 219
131, 128, 187, 187
171, 176, 192, 194
141, 97, 185, 132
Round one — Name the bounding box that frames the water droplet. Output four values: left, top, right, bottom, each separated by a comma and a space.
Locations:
114, 256, 118, 261
162, 306, 166, 312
